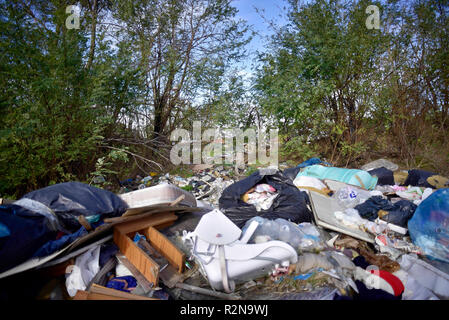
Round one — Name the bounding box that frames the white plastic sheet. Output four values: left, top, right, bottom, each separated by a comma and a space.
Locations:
65, 245, 101, 297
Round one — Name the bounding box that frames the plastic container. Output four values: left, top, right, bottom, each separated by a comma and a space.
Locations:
119, 184, 197, 209
296, 165, 378, 190
335, 186, 372, 208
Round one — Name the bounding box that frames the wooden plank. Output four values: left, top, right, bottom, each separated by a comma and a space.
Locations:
144, 226, 185, 273
170, 195, 185, 206
116, 254, 154, 293
114, 230, 160, 286
73, 290, 90, 300
122, 203, 199, 218
77, 215, 92, 231
159, 264, 186, 288
89, 284, 158, 300
114, 211, 178, 235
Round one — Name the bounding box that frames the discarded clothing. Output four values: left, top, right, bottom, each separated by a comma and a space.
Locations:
106, 276, 137, 293
353, 267, 404, 297
32, 226, 88, 258
353, 255, 370, 269
381, 200, 418, 227
242, 184, 278, 211
354, 196, 417, 227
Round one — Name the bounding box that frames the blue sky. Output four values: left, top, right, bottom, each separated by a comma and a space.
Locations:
231, 0, 290, 77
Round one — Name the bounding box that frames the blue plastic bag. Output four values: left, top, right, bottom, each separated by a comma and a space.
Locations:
408, 188, 449, 263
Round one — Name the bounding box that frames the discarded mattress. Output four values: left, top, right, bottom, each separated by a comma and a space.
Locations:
295, 165, 378, 190
219, 169, 312, 228
183, 209, 298, 292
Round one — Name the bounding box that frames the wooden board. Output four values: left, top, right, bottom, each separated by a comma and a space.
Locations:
88, 284, 157, 300
143, 226, 185, 273
116, 254, 154, 293
113, 211, 185, 287
114, 211, 178, 235
114, 230, 160, 286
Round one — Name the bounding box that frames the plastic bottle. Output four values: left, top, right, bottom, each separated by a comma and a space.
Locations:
336, 187, 360, 208
279, 224, 291, 243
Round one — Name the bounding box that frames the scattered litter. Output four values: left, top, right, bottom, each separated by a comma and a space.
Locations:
1, 161, 448, 301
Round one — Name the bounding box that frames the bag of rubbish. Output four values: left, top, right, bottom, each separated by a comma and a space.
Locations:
21, 182, 128, 232
295, 165, 378, 190
241, 217, 323, 252
408, 188, 449, 263
65, 245, 101, 297
0, 204, 58, 273
219, 170, 313, 228
361, 159, 399, 172
368, 167, 395, 186
403, 169, 436, 188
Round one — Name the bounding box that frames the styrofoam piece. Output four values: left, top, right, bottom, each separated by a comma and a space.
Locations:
307, 190, 375, 243
119, 184, 197, 212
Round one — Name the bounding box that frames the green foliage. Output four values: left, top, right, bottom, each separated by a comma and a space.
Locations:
280, 135, 317, 163
89, 149, 129, 188
255, 0, 449, 171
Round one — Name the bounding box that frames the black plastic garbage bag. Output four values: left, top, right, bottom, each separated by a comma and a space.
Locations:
218, 169, 313, 228
381, 200, 417, 228
22, 182, 128, 232
403, 169, 436, 188
368, 167, 394, 186
283, 166, 302, 182
0, 204, 58, 273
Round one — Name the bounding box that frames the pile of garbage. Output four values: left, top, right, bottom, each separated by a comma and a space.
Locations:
118, 165, 238, 206
1, 157, 449, 302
